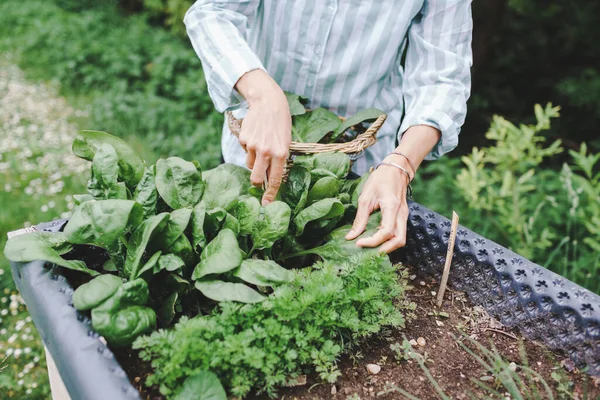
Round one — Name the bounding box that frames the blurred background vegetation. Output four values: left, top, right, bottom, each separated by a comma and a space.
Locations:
0, 0, 598, 398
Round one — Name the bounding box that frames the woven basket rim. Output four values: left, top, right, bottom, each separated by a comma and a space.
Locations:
226, 110, 387, 156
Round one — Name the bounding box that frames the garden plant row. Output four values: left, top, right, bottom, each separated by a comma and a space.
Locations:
5, 107, 407, 398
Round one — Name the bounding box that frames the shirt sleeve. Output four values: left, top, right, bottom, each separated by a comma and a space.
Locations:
184, 0, 266, 112
399, 0, 473, 160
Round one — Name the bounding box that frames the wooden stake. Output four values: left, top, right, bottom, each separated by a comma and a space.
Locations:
436, 211, 459, 307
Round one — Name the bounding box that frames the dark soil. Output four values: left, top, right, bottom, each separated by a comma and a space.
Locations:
114, 270, 600, 400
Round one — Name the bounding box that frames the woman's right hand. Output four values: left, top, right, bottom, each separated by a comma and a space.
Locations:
235, 69, 292, 206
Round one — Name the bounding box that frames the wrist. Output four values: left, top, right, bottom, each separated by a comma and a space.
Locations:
235, 69, 282, 106
383, 154, 414, 182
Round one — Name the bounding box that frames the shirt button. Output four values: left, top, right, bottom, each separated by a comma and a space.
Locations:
328, 3, 335, 11
315, 46, 322, 54
307, 81, 314, 88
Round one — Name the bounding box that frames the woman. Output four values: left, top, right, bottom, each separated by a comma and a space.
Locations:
184, 0, 472, 253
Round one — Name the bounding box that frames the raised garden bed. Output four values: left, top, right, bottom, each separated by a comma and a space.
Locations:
10, 201, 600, 399
6, 127, 600, 399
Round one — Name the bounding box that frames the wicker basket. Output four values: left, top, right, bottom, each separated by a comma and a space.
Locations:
226, 110, 387, 178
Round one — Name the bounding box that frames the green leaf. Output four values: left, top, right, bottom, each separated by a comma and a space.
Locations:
285, 92, 307, 117
279, 165, 311, 216
191, 229, 243, 280
191, 201, 207, 253
64, 200, 143, 251
286, 228, 379, 265
294, 198, 345, 236
223, 213, 240, 235
173, 371, 227, 400
72, 130, 145, 188
72, 274, 123, 311
4, 232, 98, 276
156, 208, 193, 250
202, 164, 251, 211
194, 280, 265, 304
233, 196, 261, 235
87, 143, 126, 200
91, 279, 156, 346
331, 108, 383, 140
166, 234, 196, 268
157, 292, 178, 326
135, 251, 162, 279
294, 152, 351, 180
124, 213, 170, 281
205, 207, 227, 234
292, 108, 341, 143
155, 157, 204, 209
73, 194, 94, 205
233, 259, 294, 287
351, 172, 371, 208
133, 168, 158, 217
307, 177, 341, 205
251, 201, 291, 250
157, 254, 185, 272
310, 168, 338, 182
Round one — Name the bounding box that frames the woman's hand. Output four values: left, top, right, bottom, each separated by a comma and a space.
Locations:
345, 154, 411, 253
235, 69, 292, 206
346, 124, 442, 253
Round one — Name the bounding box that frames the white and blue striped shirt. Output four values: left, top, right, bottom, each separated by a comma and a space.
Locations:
184, 0, 473, 174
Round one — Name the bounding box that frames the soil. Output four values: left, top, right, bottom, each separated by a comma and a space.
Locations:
114, 269, 600, 400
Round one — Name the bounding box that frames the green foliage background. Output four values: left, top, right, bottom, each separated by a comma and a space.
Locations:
0, 0, 599, 398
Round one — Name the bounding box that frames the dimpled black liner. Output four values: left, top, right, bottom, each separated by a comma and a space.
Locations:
10, 203, 600, 399
396, 201, 600, 376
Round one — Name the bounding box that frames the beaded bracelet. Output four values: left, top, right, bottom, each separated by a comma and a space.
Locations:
376, 161, 413, 199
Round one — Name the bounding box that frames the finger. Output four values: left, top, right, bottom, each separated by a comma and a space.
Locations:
378, 206, 409, 254
250, 153, 269, 187
262, 156, 285, 205
246, 149, 256, 170
346, 195, 372, 240
356, 198, 400, 248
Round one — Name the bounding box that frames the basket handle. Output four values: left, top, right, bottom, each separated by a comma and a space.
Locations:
226, 110, 387, 155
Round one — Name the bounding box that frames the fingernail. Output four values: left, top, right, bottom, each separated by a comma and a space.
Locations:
345, 229, 355, 239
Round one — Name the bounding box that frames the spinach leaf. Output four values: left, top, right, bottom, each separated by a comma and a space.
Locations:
157, 292, 178, 326
202, 164, 251, 211
72, 274, 123, 311
251, 201, 291, 250
173, 371, 227, 400
166, 234, 196, 268
135, 251, 162, 279
87, 143, 127, 200
124, 213, 170, 281
4, 232, 98, 276
306, 176, 340, 205
73, 194, 94, 205
292, 108, 341, 143
278, 165, 311, 216
191, 201, 207, 252
286, 228, 379, 265
191, 229, 243, 280
285, 92, 307, 117
338, 192, 351, 205
233, 196, 261, 235
310, 168, 338, 183
331, 108, 384, 140
223, 213, 240, 236
351, 172, 371, 208
157, 254, 185, 273
133, 168, 158, 217
91, 278, 156, 346
293, 198, 345, 236
194, 280, 265, 304
205, 207, 227, 235
294, 152, 351, 180
72, 130, 145, 188
64, 200, 143, 252
156, 208, 193, 250
326, 213, 382, 241
155, 157, 204, 209
233, 259, 293, 287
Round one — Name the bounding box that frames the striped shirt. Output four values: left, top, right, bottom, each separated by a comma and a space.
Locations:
184, 0, 473, 174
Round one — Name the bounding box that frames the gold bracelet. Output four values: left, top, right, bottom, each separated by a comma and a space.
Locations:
376, 161, 413, 199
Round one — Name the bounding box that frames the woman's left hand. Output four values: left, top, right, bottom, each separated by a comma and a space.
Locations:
345, 154, 411, 253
